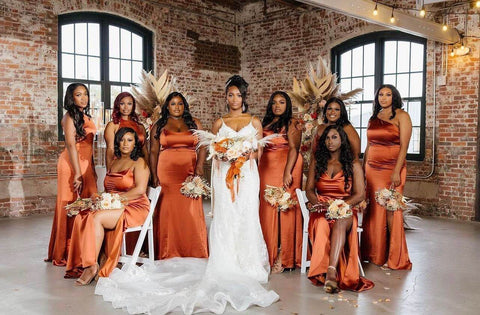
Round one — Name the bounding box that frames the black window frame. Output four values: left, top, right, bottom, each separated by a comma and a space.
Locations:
331, 31, 427, 161
57, 12, 153, 140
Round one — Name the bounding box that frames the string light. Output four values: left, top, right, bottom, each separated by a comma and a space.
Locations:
450, 48, 455, 57
390, 7, 395, 23
373, 1, 378, 16
420, 1, 426, 17
442, 24, 448, 31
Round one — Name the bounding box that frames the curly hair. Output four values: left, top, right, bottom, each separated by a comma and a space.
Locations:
262, 91, 293, 133
154, 92, 197, 140
114, 127, 143, 161
111, 92, 140, 124
225, 74, 249, 113
322, 97, 351, 126
314, 125, 353, 190
63, 83, 91, 140
371, 84, 403, 120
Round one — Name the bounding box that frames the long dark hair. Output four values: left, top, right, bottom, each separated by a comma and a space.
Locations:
112, 92, 140, 124
225, 74, 249, 113
64, 83, 90, 140
322, 97, 351, 126
371, 84, 403, 120
114, 127, 143, 160
262, 91, 293, 133
314, 125, 353, 190
154, 92, 197, 139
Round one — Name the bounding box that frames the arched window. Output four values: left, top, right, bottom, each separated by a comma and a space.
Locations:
57, 12, 153, 139
331, 31, 426, 160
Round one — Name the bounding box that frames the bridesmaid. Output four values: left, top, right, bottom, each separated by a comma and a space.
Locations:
46, 83, 97, 266
314, 97, 360, 159
362, 84, 412, 270
150, 92, 208, 259
306, 125, 373, 293
65, 127, 150, 284
104, 92, 148, 171
259, 91, 303, 273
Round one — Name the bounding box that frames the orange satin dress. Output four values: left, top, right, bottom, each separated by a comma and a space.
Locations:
259, 129, 303, 269
46, 115, 97, 266
65, 168, 149, 278
118, 119, 145, 146
362, 118, 412, 270
308, 172, 374, 291
153, 129, 208, 259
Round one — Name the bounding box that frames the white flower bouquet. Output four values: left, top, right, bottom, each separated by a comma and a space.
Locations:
180, 175, 211, 199
65, 192, 126, 217
263, 185, 298, 212
325, 199, 353, 220
375, 187, 407, 211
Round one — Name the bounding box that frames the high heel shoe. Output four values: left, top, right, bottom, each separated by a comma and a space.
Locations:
75, 263, 99, 286
324, 266, 338, 294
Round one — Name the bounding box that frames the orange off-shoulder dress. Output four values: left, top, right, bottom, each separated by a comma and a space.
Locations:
65, 168, 149, 278
46, 115, 97, 266
153, 130, 208, 259
308, 171, 374, 291
259, 129, 303, 269
362, 118, 412, 270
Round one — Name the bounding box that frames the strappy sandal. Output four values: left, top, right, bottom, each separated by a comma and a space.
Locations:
75, 263, 99, 286
271, 254, 284, 274
324, 266, 338, 294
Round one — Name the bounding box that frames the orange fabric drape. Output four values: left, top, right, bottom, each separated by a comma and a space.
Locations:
153, 130, 208, 259
46, 115, 97, 266
362, 118, 412, 270
259, 129, 304, 268
308, 172, 374, 292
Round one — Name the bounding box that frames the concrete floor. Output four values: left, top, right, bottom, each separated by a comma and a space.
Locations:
1, 215, 480, 315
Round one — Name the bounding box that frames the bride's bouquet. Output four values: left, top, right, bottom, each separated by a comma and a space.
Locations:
180, 175, 211, 199
375, 187, 407, 211
264, 185, 297, 212
65, 192, 126, 217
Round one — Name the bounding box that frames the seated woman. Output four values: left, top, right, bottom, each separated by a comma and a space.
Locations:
65, 127, 150, 285
305, 125, 373, 293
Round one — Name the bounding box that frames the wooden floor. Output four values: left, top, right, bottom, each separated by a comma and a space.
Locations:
1, 214, 480, 314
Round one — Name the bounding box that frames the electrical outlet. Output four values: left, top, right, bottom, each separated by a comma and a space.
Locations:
436, 75, 446, 86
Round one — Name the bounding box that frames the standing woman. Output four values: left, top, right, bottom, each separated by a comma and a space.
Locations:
150, 92, 208, 259
362, 84, 412, 270
314, 97, 360, 159
259, 91, 303, 273
104, 92, 148, 171
306, 125, 373, 293
46, 83, 98, 266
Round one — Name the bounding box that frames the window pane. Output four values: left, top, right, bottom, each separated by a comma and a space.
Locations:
340, 51, 351, 78
361, 104, 372, 128
75, 23, 87, 55
411, 43, 424, 72
132, 33, 143, 60
348, 103, 361, 128
121, 60, 132, 82
88, 23, 100, 56
361, 128, 368, 152
109, 26, 120, 58
409, 73, 423, 97
397, 73, 409, 97
383, 74, 396, 86
409, 127, 420, 154
88, 57, 100, 81
120, 29, 131, 59
121, 86, 131, 93
352, 77, 363, 92
340, 78, 351, 92
384, 41, 397, 74
61, 53, 75, 78
397, 41, 410, 73
89, 84, 102, 108
408, 101, 421, 126
75, 55, 88, 79
352, 47, 363, 77
363, 76, 375, 101
61, 24, 74, 53
111, 85, 122, 105
132, 61, 143, 83
363, 43, 375, 76
109, 58, 120, 81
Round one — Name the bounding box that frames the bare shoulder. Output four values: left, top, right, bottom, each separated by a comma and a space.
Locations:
212, 117, 223, 128
251, 115, 262, 126
105, 121, 118, 132
134, 157, 149, 170
396, 109, 412, 122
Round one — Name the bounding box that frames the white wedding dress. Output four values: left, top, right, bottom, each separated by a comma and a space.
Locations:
95, 120, 279, 314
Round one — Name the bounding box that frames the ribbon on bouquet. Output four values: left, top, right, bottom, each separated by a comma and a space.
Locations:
225, 156, 247, 202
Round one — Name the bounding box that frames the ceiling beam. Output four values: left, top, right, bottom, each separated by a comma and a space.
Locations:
296, 0, 460, 44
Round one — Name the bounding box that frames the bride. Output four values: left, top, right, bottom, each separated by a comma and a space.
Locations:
95, 75, 279, 314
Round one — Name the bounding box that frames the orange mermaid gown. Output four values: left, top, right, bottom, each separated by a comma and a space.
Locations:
259, 129, 303, 268
153, 130, 208, 259
308, 171, 374, 291
46, 115, 97, 266
362, 118, 412, 270
65, 168, 149, 278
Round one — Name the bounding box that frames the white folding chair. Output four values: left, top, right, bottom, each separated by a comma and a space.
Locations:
295, 189, 365, 277
118, 186, 161, 266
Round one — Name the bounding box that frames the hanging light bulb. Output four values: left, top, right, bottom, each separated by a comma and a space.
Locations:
390, 7, 395, 23
476, 1, 480, 8
442, 24, 448, 31
420, 1, 426, 17
450, 48, 455, 57
461, 38, 465, 50
373, 2, 378, 16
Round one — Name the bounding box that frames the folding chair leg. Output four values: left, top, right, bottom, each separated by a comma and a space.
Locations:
301, 232, 309, 274
121, 234, 127, 256
147, 229, 154, 262
358, 256, 365, 277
